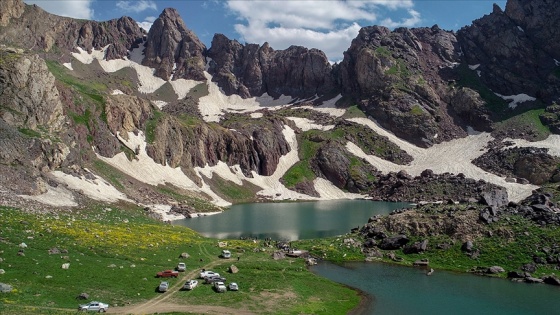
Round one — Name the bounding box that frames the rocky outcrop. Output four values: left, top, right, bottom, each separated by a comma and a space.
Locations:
142, 8, 206, 81
145, 113, 291, 177
0, 2, 145, 60
337, 25, 473, 147
0, 49, 65, 132
473, 146, 560, 185
311, 140, 377, 193
458, 2, 560, 102
0, 0, 24, 27
207, 34, 335, 98
368, 170, 505, 203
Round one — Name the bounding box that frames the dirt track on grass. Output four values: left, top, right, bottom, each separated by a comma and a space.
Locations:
106, 261, 255, 315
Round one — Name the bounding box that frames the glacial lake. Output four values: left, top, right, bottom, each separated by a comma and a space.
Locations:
311, 261, 560, 315
175, 199, 410, 240
177, 200, 560, 314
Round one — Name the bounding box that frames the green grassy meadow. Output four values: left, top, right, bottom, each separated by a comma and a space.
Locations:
0, 206, 360, 315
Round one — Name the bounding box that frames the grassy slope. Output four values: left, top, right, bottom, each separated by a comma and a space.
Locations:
0, 206, 359, 315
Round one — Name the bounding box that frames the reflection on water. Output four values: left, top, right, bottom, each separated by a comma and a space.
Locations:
174, 200, 410, 240
311, 261, 560, 315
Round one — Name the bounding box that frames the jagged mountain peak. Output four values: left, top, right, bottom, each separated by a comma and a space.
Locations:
142, 7, 206, 81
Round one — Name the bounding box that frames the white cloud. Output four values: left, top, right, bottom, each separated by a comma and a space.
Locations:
25, 0, 93, 19
226, 0, 421, 61
381, 9, 421, 28
137, 16, 156, 32
116, 0, 157, 13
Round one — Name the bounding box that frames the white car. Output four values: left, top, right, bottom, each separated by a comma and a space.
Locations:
214, 281, 227, 293
199, 270, 220, 279
177, 262, 186, 272
228, 282, 239, 291
78, 301, 109, 312
158, 281, 169, 292
221, 250, 231, 258
183, 279, 198, 290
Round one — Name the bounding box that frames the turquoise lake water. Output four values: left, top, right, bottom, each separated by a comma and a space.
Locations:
176, 200, 560, 314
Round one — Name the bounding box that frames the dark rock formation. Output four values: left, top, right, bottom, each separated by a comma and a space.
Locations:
368, 171, 504, 203
458, 1, 560, 102
337, 25, 473, 147
143, 8, 206, 81
207, 34, 336, 98
0, 1, 145, 61
473, 146, 560, 185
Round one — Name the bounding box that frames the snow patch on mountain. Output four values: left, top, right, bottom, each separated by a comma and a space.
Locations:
347, 117, 539, 202
494, 93, 536, 109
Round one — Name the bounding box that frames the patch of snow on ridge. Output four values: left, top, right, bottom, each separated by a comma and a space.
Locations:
70, 45, 203, 96
128, 42, 145, 64
494, 93, 536, 109
151, 100, 167, 110
507, 135, 560, 157
517, 26, 524, 32
198, 72, 293, 122
51, 170, 131, 203
468, 64, 480, 70
111, 89, 125, 95
19, 185, 77, 207
555, 59, 560, 66
63, 62, 73, 70
169, 79, 199, 99
250, 113, 263, 118
96, 131, 230, 207
71, 46, 108, 64
347, 117, 538, 202
287, 117, 334, 131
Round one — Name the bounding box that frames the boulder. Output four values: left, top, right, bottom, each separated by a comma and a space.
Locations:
379, 235, 409, 250
228, 265, 239, 274
486, 266, 505, 274
0, 283, 13, 293
542, 275, 560, 286
272, 251, 285, 260
461, 241, 474, 253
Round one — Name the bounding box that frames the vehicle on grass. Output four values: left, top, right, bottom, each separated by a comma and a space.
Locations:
221, 249, 231, 258
183, 279, 198, 290
78, 301, 109, 312
199, 270, 219, 279
228, 282, 239, 291
214, 281, 227, 293
156, 270, 179, 278
176, 262, 186, 272
158, 281, 169, 292
204, 276, 227, 284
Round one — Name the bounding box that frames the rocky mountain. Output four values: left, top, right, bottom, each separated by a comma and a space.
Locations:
0, 0, 559, 215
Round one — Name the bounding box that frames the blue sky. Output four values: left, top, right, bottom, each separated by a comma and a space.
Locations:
24, 0, 506, 61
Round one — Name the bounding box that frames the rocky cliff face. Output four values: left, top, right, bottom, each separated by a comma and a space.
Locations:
0, 1, 145, 61
337, 25, 481, 147
142, 8, 206, 81
207, 34, 336, 98
458, 1, 560, 102
0, 49, 65, 132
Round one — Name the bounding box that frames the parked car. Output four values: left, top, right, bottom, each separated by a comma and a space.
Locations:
183, 279, 198, 290
176, 262, 186, 272
158, 281, 169, 292
78, 301, 109, 312
213, 281, 227, 293
228, 282, 239, 291
199, 270, 219, 279
156, 270, 179, 278
221, 250, 231, 258
204, 276, 226, 284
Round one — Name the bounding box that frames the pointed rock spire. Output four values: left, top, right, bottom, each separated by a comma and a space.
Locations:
142, 8, 206, 81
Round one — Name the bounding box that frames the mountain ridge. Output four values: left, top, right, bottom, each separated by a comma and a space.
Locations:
0, 0, 559, 217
